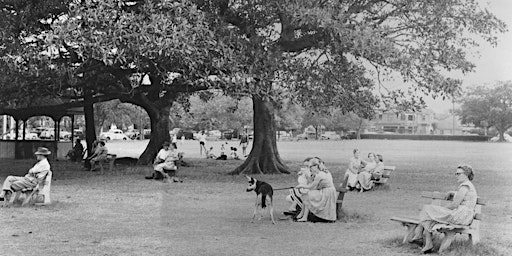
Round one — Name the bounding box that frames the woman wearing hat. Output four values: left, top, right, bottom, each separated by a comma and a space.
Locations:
0, 147, 51, 201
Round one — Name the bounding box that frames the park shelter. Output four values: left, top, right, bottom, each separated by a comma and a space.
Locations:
0, 103, 84, 160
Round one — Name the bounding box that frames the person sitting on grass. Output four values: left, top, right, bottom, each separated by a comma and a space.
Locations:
66, 139, 84, 162
0, 147, 51, 202
87, 141, 108, 171
146, 142, 180, 182
206, 147, 217, 159
229, 147, 240, 160
295, 157, 337, 223
410, 164, 478, 253
284, 157, 313, 217
356, 153, 380, 192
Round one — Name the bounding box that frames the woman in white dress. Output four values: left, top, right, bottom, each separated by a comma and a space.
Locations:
296, 158, 337, 223
344, 149, 362, 190
411, 164, 478, 253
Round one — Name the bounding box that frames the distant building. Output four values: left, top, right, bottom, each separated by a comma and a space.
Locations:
369, 110, 435, 135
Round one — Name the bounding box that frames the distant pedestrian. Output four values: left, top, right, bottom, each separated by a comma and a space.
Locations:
171, 133, 178, 149
199, 131, 207, 156
240, 132, 249, 156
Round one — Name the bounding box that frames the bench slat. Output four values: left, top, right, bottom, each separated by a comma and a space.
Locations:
391, 216, 420, 225
421, 191, 485, 205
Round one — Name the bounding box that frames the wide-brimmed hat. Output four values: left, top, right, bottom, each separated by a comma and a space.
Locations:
34, 147, 51, 156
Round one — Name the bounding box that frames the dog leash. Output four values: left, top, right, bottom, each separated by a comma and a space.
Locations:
273, 186, 295, 191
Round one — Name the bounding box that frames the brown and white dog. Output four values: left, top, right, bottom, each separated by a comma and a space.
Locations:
245, 175, 276, 224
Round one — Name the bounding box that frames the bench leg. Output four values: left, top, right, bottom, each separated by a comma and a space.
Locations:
469, 230, 480, 245
336, 192, 346, 220
21, 191, 36, 206
439, 231, 456, 253
3, 191, 13, 207
403, 224, 417, 244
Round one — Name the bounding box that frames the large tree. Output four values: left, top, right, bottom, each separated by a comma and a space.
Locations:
458, 82, 512, 142
46, 0, 240, 164
196, 0, 506, 174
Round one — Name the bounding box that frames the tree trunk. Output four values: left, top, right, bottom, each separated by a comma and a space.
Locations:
137, 103, 171, 165
229, 97, 289, 175
83, 93, 97, 168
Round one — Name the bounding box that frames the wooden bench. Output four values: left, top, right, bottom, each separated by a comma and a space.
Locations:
98, 154, 117, 174
5, 171, 53, 207
335, 176, 349, 220
374, 165, 395, 185
391, 191, 485, 252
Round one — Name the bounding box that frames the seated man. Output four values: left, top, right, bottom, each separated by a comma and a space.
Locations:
66, 139, 84, 162
87, 141, 108, 171
0, 147, 51, 201
146, 142, 179, 182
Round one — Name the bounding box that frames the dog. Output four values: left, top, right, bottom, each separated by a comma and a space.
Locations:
245, 175, 276, 224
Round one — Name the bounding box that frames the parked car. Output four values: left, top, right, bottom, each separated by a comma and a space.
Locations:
321, 131, 341, 140
177, 129, 195, 140
60, 131, 72, 140
297, 132, 316, 140
74, 129, 85, 140
209, 130, 222, 139
221, 129, 237, 140
39, 128, 55, 140
99, 129, 129, 140
5, 130, 39, 140
341, 131, 357, 140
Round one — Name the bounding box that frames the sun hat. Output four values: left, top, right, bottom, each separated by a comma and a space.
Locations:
34, 147, 51, 155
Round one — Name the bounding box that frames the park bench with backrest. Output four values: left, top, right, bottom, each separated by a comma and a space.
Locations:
374, 166, 395, 185
391, 191, 485, 253
5, 171, 52, 207
97, 154, 117, 174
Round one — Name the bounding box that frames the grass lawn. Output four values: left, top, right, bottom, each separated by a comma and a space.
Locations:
0, 139, 511, 256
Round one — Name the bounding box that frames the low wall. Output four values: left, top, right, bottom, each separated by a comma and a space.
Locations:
0, 140, 72, 160
0, 141, 15, 158
359, 134, 491, 142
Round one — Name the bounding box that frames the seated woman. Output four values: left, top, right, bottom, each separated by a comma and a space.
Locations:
344, 149, 363, 190
88, 141, 108, 171
411, 164, 477, 253
357, 153, 379, 192
66, 139, 84, 162
0, 147, 51, 201
295, 157, 337, 223
148, 142, 179, 182
284, 157, 313, 216
229, 147, 240, 160
206, 147, 217, 159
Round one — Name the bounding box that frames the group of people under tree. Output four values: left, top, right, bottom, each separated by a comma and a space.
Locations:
344, 149, 385, 192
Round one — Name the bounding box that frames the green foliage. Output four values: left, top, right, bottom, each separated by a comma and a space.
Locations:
172, 94, 252, 131
458, 82, 512, 141
198, 0, 507, 117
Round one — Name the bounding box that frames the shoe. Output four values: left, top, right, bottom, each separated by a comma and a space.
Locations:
145, 176, 154, 180
0, 197, 4, 202
283, 211, 297, 216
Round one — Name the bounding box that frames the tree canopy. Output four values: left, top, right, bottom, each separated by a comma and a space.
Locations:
458, 82, 512, 141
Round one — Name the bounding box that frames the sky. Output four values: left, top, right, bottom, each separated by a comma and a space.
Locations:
421, 0, 512, 113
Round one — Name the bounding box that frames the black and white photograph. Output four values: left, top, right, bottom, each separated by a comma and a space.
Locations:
0, 0, 511, 255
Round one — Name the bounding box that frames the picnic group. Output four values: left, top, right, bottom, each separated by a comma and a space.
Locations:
0, 142, 478, 254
